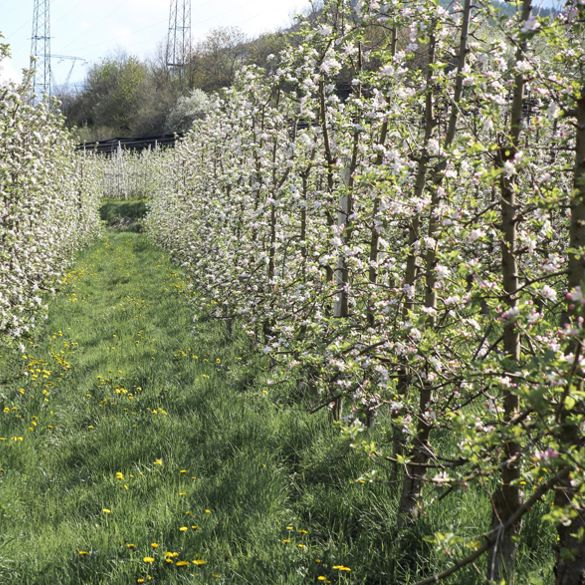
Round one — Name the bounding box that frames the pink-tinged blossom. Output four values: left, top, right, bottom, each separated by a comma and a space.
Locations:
500, 307, 520, 322
535, 448, 559, 462
521, 15, 540, 34
540, 285, 558, 303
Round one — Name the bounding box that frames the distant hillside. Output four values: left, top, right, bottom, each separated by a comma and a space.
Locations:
61, 0, 560, 143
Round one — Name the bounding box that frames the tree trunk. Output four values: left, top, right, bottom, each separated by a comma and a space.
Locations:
555, 91, 585, 585
319, 76, 336, 284
331, 44, 362, 420
393, 25, 437, 477
488, 2, 532, 581
397, 0, 472, 522
367, 27, 396, 328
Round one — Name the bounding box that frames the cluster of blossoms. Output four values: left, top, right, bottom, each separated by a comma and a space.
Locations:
143, 0, 584, 582
85, 146, 170, 200
0, 38, 102, 342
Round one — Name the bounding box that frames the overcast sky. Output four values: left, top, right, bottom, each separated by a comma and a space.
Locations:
0, 0, 565, 87
0, 0, 311, 86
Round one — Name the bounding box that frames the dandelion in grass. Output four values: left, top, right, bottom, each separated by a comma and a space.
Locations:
176, 561, 189, 567
179, 526, 188, 532
193, 559, 207, 566
102, 508, 112, 514
154, 458, 163, 466
332, 565, 351, 572
143, 556, 155, 564
151, 543, 159, 549
115, 471, 124, 480
126, 543, 137, 550
78, 550, 90, 556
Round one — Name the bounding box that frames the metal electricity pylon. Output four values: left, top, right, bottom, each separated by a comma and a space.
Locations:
50, 55, 87, 94
165, 0, 192, 84
30, 0, 51, 103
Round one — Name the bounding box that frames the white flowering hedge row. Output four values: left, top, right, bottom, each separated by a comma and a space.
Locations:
0, 41, 102, 342
145, 1, 585, 580
87, 147, 168, 200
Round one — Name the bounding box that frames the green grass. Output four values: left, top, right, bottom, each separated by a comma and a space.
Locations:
0, 231, 554, 585
0, 232, 365, 585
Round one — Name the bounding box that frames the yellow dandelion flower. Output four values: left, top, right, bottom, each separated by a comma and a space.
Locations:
102, 508, 112, 514
192, 559, 208, 566
297, 544, 307, 550
78, 550, 90, 556
179, 526, 188, 532
176, 561, 190, 567
126, 543, 137, 550
204, 508, 212, 514
317, 578, 330, 583
115, 472, 124, 481
143, 556, 155, 564
151, 543, 159, 549
179, 469, 188, 475
179, 491, 187, 496
191, 525, 199, 530
137, 579, 146, 584
332, 565, 351, 572
154, 458, 163, 466
281, 538, 291, 544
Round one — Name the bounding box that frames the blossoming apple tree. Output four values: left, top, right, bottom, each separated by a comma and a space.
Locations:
145, 1, 584, 582
0, 37, 102, 343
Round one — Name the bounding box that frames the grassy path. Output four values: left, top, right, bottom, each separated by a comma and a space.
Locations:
0, 232, 342, 585
0, 226, 548, 585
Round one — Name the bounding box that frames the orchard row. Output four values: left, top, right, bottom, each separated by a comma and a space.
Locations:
0, 39, 102, 343
145, 1, 585, 583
